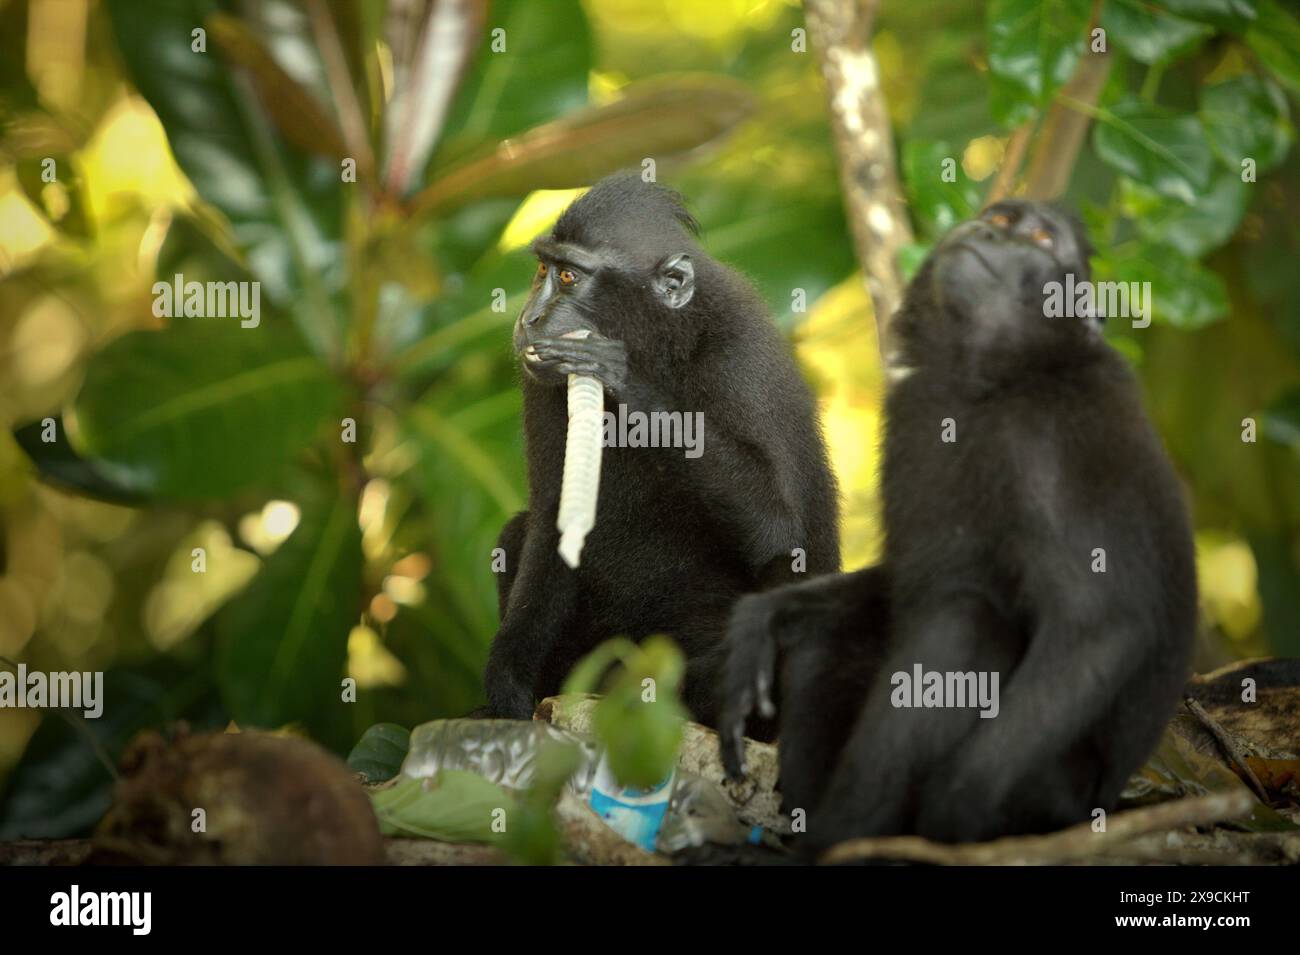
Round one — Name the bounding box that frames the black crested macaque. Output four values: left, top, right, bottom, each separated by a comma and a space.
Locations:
485, 173, 840, 725
719, 200, 1197, 847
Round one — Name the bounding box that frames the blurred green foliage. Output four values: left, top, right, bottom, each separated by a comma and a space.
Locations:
0, 0, 1296, 841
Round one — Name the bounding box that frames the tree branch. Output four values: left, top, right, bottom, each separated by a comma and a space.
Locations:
1021, 0, 1111, 200
804, 0, 912, 358
819, 790, 1257, 866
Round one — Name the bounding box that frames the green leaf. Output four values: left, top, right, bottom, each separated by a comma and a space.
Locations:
1149, 252, 1228, 330
347, 723, 411, 783
901, 139, 982, 240
217, 485, 363, 746
1102, 0, 1213, 64
14, 417, 151, 504
584, 635, 687, 789
1160, 0, 1258, 32
1095, 241, 1229, 329
1093, 98, 1215, 203
561, 638, 642, 696
1200, 75, 1294, 173
411, 75, 757, 220
593, 689, 686, 791
71, 325, 341, 498
989, 72, 1039, 128
1246, 0, 1300, 92
1120, 172, 1250, 257
105, 0, 344, 357
986, 0, 1091, 121
370, 772, 513, 842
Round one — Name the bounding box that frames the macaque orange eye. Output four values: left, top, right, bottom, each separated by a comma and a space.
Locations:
536, 262, 548, 278
989, 212, 1012, 227
1031, 228, 1054, 248
558, 268, 578, 287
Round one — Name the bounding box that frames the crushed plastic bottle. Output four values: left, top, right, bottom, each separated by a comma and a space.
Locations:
400, 719, 761, 853
402, 719, 600, 792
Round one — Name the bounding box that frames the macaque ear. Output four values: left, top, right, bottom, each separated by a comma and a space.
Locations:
654, 252, 695, 309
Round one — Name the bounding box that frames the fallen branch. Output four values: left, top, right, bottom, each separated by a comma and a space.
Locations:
819, 790, 1257, 866
1184, 695, 1271, 804
384, 837, 506, 866
0, 838, 93, 866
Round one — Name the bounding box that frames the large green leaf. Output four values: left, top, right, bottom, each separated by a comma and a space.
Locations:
371, 772, 514, 842
1246, 0, 1300, 92
1102, 0, 1213, 64
1093, 98, 1215, 203
411, 75, 756, 220
1096, 241, 1229, 329
105, 0, 344, 356
986, 0, 1091, 124
1161, 0, 1258, 32
71, 325, 341, 498
217, 485, 363, 747
1200, 75, 1294, 173
1120, 172, 1250, 258
347, 723, 410, 783
583, 636, 687, 789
